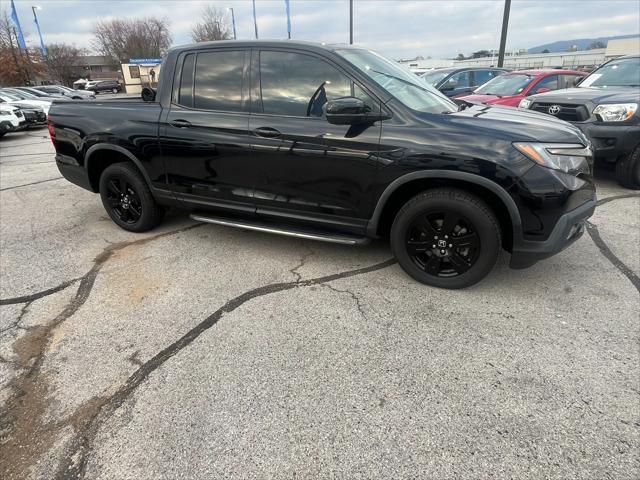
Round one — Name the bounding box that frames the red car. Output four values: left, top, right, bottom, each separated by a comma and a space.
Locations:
458, 69, 584, 107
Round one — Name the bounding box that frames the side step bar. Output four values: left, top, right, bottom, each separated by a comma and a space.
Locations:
190, 213, 370, 246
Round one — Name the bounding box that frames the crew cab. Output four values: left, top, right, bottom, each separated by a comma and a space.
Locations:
520, 55, 640, 189
458, 69, 584, 107
49, 41, 596, 289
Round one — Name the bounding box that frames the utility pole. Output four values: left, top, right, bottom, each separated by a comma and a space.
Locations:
349, 0, 353, 44
497, 0, 511, 68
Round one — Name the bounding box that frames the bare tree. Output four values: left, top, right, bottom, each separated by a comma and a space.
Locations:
93, 17, 171, 64
191, 6, 231, 43
44, 43, 86, 86
0, 9, 44, 85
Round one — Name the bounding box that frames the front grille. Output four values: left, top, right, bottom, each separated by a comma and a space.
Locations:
531, 102, 589, 122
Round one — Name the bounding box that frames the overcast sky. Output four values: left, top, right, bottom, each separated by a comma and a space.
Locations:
10, 0, 640, 59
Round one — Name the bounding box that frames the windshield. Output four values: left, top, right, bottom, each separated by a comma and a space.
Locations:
21, 88, 48, 97
475, 74, 534, 96
7, 89, 36, 99
336, 49, 458, 114
579, 57, 640, 88
420, 70, 451, 87
0, 91, 21, 101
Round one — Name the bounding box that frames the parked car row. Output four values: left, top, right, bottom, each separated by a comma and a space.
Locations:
0, 82, 123, 137
418, 56, 639, 189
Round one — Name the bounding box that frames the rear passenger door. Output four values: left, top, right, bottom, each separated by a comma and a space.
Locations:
159, 49, 255, 213
248, 49, 383, 233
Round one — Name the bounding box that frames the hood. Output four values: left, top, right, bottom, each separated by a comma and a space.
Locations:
528, 86, 640, 104
445, 104, 589, 145
460, 94, 522, 106
12, 103, 44, 112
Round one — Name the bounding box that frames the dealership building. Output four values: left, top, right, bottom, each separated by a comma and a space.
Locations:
400, 36, 640, 71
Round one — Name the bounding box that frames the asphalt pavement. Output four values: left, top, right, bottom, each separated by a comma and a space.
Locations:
0, 128, 638, 479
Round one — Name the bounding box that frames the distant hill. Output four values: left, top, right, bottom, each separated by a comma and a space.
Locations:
528, 34, 638, 53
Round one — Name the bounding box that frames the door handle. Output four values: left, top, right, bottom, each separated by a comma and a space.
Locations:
170, 119, 192, 128
253, 127, 281, 138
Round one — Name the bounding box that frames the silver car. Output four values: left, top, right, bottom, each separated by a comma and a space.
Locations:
33, 85, 95, 99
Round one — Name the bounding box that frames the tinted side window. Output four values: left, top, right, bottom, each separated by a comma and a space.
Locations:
178, 54, 195, 107
563, 74, 581, 88
534, 75, 559, 92
474, 70, 497, 85
259, 51, 351, 117
446, 71, 471, 88
194, 50, 245, 111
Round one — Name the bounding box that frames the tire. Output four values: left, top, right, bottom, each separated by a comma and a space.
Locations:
112, 88, 118, 94
99, 162, 163, 232
390, 188, 501, 289
615, 144, 640, 190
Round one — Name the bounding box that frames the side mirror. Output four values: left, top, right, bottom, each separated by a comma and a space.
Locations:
534, 87, 552, 94
325, 97, 389, 125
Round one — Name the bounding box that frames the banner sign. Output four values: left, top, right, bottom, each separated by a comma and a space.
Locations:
129, 58, 163, 65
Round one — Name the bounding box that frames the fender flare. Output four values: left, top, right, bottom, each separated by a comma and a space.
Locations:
366, 170, 522, 238
85, 144, 154, 192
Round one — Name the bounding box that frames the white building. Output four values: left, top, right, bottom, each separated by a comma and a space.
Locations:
399, 36, 639, 72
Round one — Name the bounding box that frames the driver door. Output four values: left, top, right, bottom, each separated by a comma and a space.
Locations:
248, 49, 383, 233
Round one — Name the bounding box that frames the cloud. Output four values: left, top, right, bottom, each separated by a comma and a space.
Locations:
9, 0, 640, 59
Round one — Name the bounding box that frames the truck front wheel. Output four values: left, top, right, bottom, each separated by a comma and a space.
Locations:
99, 162, 164, 232
390, 188, 501, 289
615, 144, 640, 190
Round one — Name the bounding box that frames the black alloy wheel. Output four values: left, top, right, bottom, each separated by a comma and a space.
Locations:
99, 162, 164, 232
406, 210, 480, 277
391, 188, 501, 289
104, 176, 143, 224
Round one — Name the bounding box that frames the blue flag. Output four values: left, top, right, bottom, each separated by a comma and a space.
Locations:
10, 0, 27, 50
285, 0, 292, 39
33, 12, 48, 57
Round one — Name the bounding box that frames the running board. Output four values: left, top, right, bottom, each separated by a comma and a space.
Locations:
190, 213, 369, 245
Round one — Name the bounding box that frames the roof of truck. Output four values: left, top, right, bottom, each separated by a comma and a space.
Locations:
169, 39, 363, 54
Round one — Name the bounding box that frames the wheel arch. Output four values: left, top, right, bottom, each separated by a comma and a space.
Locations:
85, 144, 153, 193
367, 170, 522, 252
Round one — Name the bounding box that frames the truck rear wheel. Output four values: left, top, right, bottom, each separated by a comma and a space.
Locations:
390, 188, 501, 289
99, 162, 163, 232
615, 144, 640, 190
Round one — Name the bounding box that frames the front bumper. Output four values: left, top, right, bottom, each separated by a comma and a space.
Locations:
574, 123, 640, 161
23, 111, 47, 126
510, 199, 596, 269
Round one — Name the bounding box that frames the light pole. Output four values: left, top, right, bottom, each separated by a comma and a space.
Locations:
497, 0, 511, 68
227, 7, 237, 40
349, 0, 353, 44
31, 5, 47, 57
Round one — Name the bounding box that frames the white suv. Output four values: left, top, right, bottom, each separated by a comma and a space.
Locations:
0, 104, 27, 137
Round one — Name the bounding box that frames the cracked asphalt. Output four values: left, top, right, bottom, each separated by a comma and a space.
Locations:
0, 128, 639, 479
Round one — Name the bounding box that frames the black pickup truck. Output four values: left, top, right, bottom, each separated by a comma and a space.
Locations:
520, 55, 640, 189
49, 40, 596, 289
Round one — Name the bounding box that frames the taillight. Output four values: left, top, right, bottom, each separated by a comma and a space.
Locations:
47, 117, 55, 144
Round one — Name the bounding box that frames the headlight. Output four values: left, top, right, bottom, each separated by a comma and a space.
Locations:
592, 103, 638, 122
518, 98, 532, 109
514, 142, 592, 175
0, 109, 10, 116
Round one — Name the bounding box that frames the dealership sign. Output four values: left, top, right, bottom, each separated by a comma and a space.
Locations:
129, 58, 163, 65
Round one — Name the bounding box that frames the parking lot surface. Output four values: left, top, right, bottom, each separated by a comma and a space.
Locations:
0, 129, 639, 479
